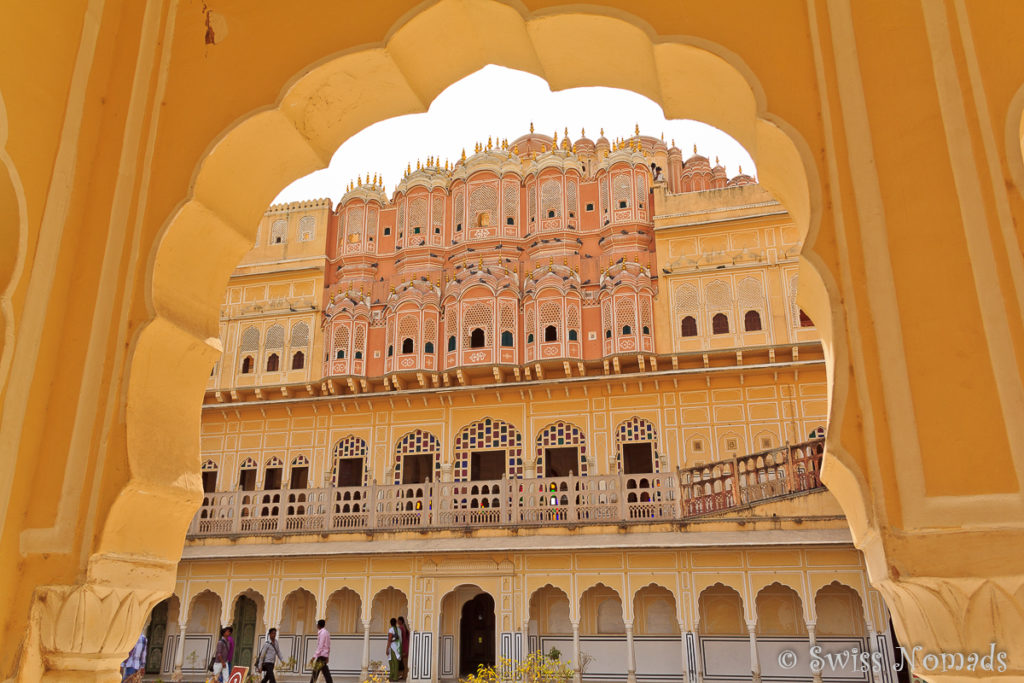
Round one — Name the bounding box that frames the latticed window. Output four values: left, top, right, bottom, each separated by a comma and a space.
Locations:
265, 324, 284, 350
541, 179, 561, 218
445, 309, 457, 350
409, 197, 427, 232
463, 303, 492, 347
615, 416, 661, 474
347, 206, 364, 239
599, 176, 609, 216
353, 325, 365, 359
266, 353, 279, 371
290, 322, 309, 348
298, 216, 315, 241
291, 350, 304, 370
790, 274, 801, 325
452, 417, 523, 481
615, 296, 636, 335
635, 172, 647, 208
367, 206, 379, 239
240, 326, 260, 353
424, 316, 437, 350
602, 299, 612, 338
612, 173, 632, 209
640, 297, 653, 335
432, 195, 444, 232
453, 190, 464, 230
525, 308, 536, 344
398, 315, 418, 351
503, 183, 518, 225
396, 201, 405, 234
566, 179, 578, 217
712, 313, 730, 334
539, 300, 561, 332
535, 420, 589, 477
528, 184, 537, 223
706, 280, 731, 311
333, 326, 349, 359
394, 429, 441, 485
269, 219, 286, 244
567, 304, 580, 340
332, 435, 368, 487
673, 283, 699, 314
499, 302, 515, 338
469, 184, 497, 227
680, 316, 698, 337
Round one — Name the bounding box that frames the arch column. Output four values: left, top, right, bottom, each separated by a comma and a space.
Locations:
745, 620, 760, 683
570, 620, 581, 683
170, 621, 187, 682
624, 621, 637, 683
360, 619, 371, 680
805, 621, 822, 683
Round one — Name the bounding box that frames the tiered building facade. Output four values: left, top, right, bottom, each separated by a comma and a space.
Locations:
153, 131, 898, 682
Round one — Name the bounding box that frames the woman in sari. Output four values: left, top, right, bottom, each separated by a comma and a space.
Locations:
385, 618, 402, 681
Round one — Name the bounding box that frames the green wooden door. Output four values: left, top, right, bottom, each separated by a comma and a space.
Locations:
145, 600, 168, 674
233, 596, 258, 668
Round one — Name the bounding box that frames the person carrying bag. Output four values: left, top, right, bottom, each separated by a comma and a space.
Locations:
255, 628, 285, 683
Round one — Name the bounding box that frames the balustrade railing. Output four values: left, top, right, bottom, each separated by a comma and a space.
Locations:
189, 439, 824, 538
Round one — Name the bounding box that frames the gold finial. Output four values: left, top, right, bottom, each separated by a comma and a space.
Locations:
461, 148, 466, 161
660, 132, 664, 141
715, 156, 719, 166
530, 121, 534, 133
487, 136, 492, 149
671, 138, 676, 147
513, 144, 519, 155
600, 127, 604, 137
635, 123, 640, 135
541, 144, 547, 153
406, 163, 411, 175
739, 165, 743, 174
416, 159, 421, 170
552, 130, 558, 145
501, 138, 507, 150
444, 159, 449, 170
564, 127, 569, 138
693, 144, 697, 155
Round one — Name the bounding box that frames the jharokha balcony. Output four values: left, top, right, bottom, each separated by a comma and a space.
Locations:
188, 439, 825, 539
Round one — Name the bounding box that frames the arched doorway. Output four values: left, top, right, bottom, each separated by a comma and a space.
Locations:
145, 599, 169, 674
459, 593, 495, 676
232, 595, 258, 668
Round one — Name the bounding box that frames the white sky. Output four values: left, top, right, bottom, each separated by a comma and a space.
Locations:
273, 65, 756, 204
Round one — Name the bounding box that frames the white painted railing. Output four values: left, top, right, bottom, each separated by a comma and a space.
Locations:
188, 439, 824, 538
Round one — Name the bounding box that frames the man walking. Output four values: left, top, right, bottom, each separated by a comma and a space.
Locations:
256, 628, 285, 683
309, 619, 333, 683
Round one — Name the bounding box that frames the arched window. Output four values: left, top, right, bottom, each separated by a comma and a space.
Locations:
387, 345, 394, 357
799, 310, 814, 327
401, 337, 414, 354
641, 325, 650, 335
291, 351, 304, 370
470, 328, 485, 348
266, 353, 279, 371
354, 350, 363, 359
621, 325, 632, 335
712, 313, 729, 334
681, 316, 697, 337
448, 335, 456, 352
336, 349, 345, 359
501, 330, 514, 347
424, 341, 434, 354
544, 325, 558, 342
744, 310, 762, 331
241, 356, 254, 374
605, 329, 612, 338
527, 333, 534, 343
568, 329, 578, 341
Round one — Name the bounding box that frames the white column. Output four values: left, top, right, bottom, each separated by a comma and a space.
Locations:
678, 623, 690, 683
571, 621, 582, 683
866, 625, 881, 683
360, 619, 371, 679
172, 623, 187, 682
746, 621, 760, 683
625, 621, 637, 683
806, 621, 823, 683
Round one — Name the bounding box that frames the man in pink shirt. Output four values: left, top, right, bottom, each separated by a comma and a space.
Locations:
309, 619, 333, 683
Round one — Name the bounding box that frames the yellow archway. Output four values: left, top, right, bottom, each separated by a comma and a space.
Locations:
3, 2, 1024, 680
